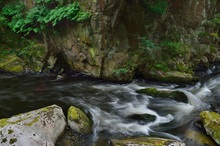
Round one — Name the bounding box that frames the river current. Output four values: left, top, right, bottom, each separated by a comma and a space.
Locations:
0, 69, 219, 145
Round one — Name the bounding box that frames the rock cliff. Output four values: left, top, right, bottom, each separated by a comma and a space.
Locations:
1, 0, 219, 82
42, 0, 220, 82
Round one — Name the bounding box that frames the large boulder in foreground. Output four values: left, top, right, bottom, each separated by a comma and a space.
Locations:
111, 137, 185, 146
0, 105, 66, 146
67, 106, 92, 134
200, 111, 220, 145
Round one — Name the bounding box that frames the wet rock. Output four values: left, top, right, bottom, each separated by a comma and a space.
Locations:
184, 129, 217, 146
200, 111, 220, 145
56, 126, 89, 146
183, 121, 217, 146
67, 106, 92, 134
127, 114, 156, 124
141, 70, 199, 84
0, 105, 66, 146
136, 88, 188, 103
111, 137, 185, 146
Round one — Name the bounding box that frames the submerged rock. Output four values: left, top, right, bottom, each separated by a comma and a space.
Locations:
0, 105, 66, 146
184, 129, 217, 146
67, 106, 92, 134
137, 87, 188, 103
183, 120, 217, 146
111, 137, 185, 146
200, 111, 220, 145
127, 114, 156, 124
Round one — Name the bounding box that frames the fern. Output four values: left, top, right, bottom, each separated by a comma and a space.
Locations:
1, 1, 91, 35
142, 0, 168, 15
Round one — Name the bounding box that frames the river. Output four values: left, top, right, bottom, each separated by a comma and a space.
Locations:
0, 69, 219, 145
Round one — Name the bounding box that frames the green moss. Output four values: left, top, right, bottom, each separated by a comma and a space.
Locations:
25, 116, 40, 126
41, 106, 52, 112
0, 114, 39, 128
68, 106, 92, 134
8, 129, 13, 134
0, 54, 24, 73
0, 118, 9, 128
200, 111, 220, 145
2, 138, 7, 143
9, 138, 17, 144
68, 106, 80, 121
89, 48, 96, 59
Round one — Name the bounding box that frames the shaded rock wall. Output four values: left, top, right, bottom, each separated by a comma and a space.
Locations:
44, 0, 219, 82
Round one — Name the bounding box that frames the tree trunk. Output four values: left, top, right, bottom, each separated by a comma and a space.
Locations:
24, 0, 33, 9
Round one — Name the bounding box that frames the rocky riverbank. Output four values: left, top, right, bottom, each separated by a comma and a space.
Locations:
1, 102, 220, 146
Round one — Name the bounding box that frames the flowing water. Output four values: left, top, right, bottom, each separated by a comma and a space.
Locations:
0, 70, 220, 145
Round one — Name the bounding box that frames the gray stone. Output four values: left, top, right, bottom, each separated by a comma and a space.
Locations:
0, 105, 66, 146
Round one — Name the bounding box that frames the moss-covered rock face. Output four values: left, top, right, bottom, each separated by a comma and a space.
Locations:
0, 105, 66, 146
111, 137, 186, 146
18, 44, 47, 72
40, 0, 218, 82
67, 106, 92, 134
141, 70, 199, 84
0, 46, 47, 74
0, 55, 25, 73
137, 87, 188, 103
200, 111, 220, 145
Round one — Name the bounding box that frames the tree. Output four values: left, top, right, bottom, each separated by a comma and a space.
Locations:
24, 0, 33, 9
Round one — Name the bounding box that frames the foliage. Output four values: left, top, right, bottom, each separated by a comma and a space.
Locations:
0, 0, 7, 9
112, 68, 128, 75
142, 0, 168, 15
1, 1, 91, 35
155, 62, 169, 72
160, 41, 186, 57
137, 36, 192, 73
210, 13, 220, 25
138, 37, 160, 58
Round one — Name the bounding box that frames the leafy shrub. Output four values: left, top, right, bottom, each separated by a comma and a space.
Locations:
138, 37, 160, 56
160, 41, 186, 57
142, 0, 168, 15
1, 1, 91, 35
112, 68, 128, 75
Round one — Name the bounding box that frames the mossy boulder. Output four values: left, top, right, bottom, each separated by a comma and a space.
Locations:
0, 54, 25, 73
137, 88, 188, 103
111, 137, 185, 146
0, 105, 66, 146
200, 111, 220, 145
142, 70, 199, 84
67, 106, 92, 134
